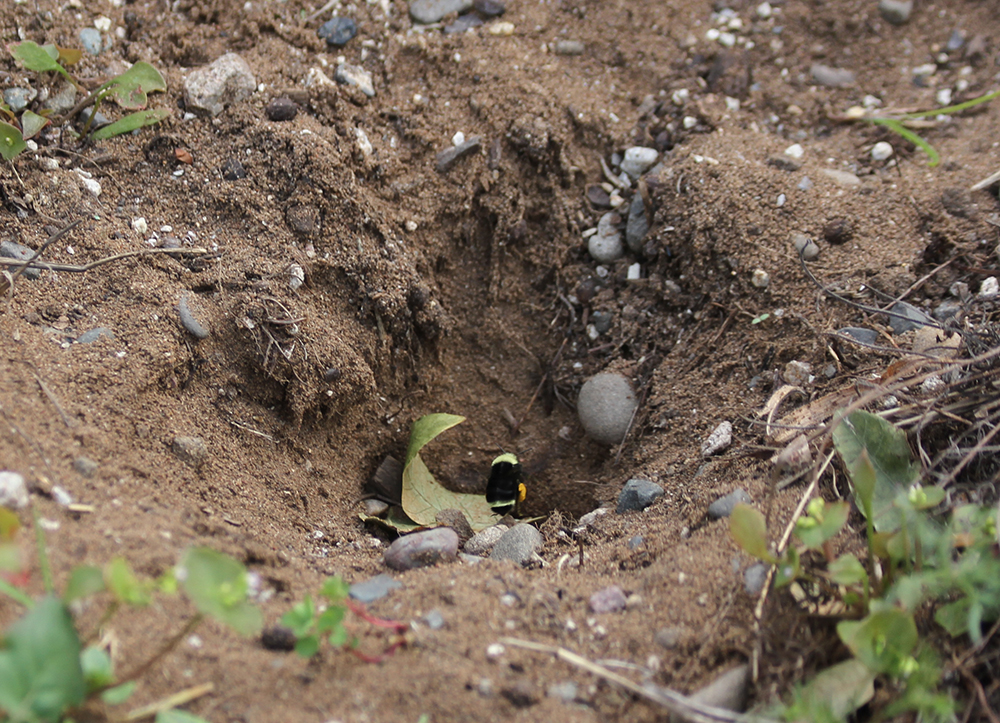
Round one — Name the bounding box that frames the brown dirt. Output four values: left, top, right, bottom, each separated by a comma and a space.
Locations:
0, 0, 998, 720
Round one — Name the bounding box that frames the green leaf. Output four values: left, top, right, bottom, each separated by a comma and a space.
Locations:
280, 596, 315, 637
158, 568, 178, 595
838, 608, 918, 674
319, 577, 349, 602
795, 500, 850, 550
328, 625, 348, 648
19, 111, 49, 141
316, 605, 345, 634
8, 41, 72, 82
774, 546, 800, 588
729, 503, 774, 563
793, 659, 876, 722
80, 646, 115, 690
828, 554, 868, 588
833, 411, 919, 532
0, 508, 20, 541
935, 598, 971, 638
359, 505, 423, 533
870, 118, 940, 167
63, 566, 105, 603
155, 710, 212, 723
177, 547, 262, 636
91, 109, 170, 140
294, 634, 320, 658
105, 558, 150, 606
0, 121, 27, 161
97, 62, 167, 110
401, 414, 504, 532
101, 681, 135, 706
0, 596, 86, 722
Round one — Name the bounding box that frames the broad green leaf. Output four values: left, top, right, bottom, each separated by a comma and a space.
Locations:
795, 500, 850, 550
934, 597, 970, 638
0, 507, 20, 541
774, 546, 800, 588
316, 605, 345, 634
319, 577, 349, 602
794, 659, 876, 721
8, 42, 72, 81
328, 625, 348, 647
833, 411, 919, 532
294, 634, 320, 658
0, 121, 27, 161
97, 62, 167, 110
101, 681, 136, 706
729, 503, 774, 562
0, 596, 85, 722
177, 547, 262, 636
828, 554, 868, 588
63, 565, 105, 603
39, 45, 59, 61
280, 596, 315, 637
80, 646, 114, 690
838, 608, 917, 674
401, 414, 504, 532
92, 109, 169, 140
105, 557, 150, 606
55, 46, 82, 67
19, 111, 49, 140
155, 710, 211, 723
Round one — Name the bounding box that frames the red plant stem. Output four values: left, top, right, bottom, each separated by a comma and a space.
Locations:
345, 600, 408, 632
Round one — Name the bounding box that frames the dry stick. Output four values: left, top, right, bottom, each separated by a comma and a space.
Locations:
33, 374, 76, 429
0, 246, 211, 273
112, 614, 204, 690
501, 637, 777, 723
892, 256, 959, 305
125, 683, 215, 721
935, 419, 1000, 489
2, 219, 83, 290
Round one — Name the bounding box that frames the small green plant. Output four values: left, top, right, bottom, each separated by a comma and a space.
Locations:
0, 510, 261, 723
1, 40, 168, 160
281, 576, 409, 662
730, 409, 998, 722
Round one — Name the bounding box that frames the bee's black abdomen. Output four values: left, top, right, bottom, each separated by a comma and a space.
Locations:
486, 457, 522, 506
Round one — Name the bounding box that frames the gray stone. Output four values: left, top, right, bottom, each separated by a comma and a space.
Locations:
362, 498, 389, 516
946, 29, 965, 52
933, 299, 962, 322
838, 327, 879, 346
878, 0, 913, 25
591, 310, 613, 334
819, 168, 861, 187
627, 535, 644, 550
0, 471, 28, 510
489, 524, 543, 566
669, 665, 749, 723
43, 83, 77, 114
436, 136, 481, 172
423, 609, 446, 629
547, 681, 578, 703
183, 53, 256, 117
708, 490, 751, 519
435, 508, 474, 544
76, 327, 115, 344
625, 193, 649, 253
335, 63, 375, 97
620, 147, 658, 179
588, 585, 627, 613
73, 457, 98, 477
79, 107, 111, 129
553, 40, 585, 56
744, 563, 769, 595
791, 233, 819, 261
265, 97, 298, 122
444, 14, 484, 33
3, 87, 36, 112
810, 64, 855, 87
384, 528, 459, 570
348, 574, 402, 602
888, 301, 933, 334
616, 478, 664, 513
171, 436, 208, 468
577, 373, 638, 445
0, 241, 40, 279
473, 0, 505, 16
317, 17, 357, 47
701, 421, 733, 456
50, 485, 73, 507
588, 212, 624, 263
464, 524, 508, 556
79, 28, 102, 55
409, 0, 473, 23
655, 626, 686, 649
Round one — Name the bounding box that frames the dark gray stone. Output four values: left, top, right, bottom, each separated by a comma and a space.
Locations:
73, 456, 98, 478
708, 489, 751, 519
588, 585, 627, 613
625, 193, 649, 252
744, 563, 769, 595
260, 625, 297, 651
473, 0, 505, 15
410, 0, 473, 24
79, 107, 111, 129
838, 327, 879, 346
3, 87, 36, 112
933, 299, 962, 322
489, 524, 542, 565
436, 136, 482, 172
384, 528, 459, 570
0, 240, 40, 279
878, 0, 913, 25
266, 97, 298, 122
221, 158, 247, 180
435, 508, 474, 544
349, 574, 402, 602
888, 302, 933, 334
616, 478, 664, 514
586, 185, 611, 208
318, 17, 357, 47
591, 310, 613, 334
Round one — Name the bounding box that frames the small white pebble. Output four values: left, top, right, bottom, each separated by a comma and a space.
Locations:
94, 16, 112, 31
452, 131, 465, 146
627, 263, 641, 280
862, 94, 882, 108
289, 264, 305, 291
132, 217, 148, 234
784, 143, 804, 159
683, 116, 698, 129
705, 28, 720, 41
936, 87, 953, 106
718, 32, 736, 47
979, 276, 999, 299
776, 193, 786, 207
486, 643, 505, 659
756, 2, 772, 18
405, 220, 418, 232
871, 141, 894, 161
724, 96, 740, 111
672, 88, 689, 106
752, 269, 770, 288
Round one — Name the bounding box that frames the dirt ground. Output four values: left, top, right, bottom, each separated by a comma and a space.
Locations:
0, 0, 999, 720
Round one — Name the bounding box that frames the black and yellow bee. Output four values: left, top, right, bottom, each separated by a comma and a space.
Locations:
486, 453, 526, 515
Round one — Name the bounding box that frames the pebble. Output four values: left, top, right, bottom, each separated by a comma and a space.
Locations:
335, 63, 375, 97
878, 0, 913, 25
575, 507, 609, 533
620, 147, 659, 179
588, 212, 624, 263
183, 53, 256, 117
76, 327, 114, 344
838, 327, 879, 345
286, 204, 321, 236
700, 421, 733, 457
221, 158, 247, 180
171, 436, 208, 468
73, 457, 98, 478
409, 0, 473, 24
260, 625, 297, 651
44, 83, 76, 114
591, 310, 613, 334
79, 27, 102, 55
655, 626, 686, 649
820, 168, 861, 187
797, 176, 813, 191
489, 524, 543, 566
625, 194, 649, 253
577, 373, 638, 445
586, 185, 611, 208
588, 585, 627, 613
871, 141, 893, 161
810, 64, 855, 87
0, 471, 28, 510
791, 232, 819, 261
782, 360, 812, 387
941, 187, 974, 218
317, 17, 357, 47
3, 87, 36, 112
823, 217, 853, 245
546, 681, 578, 703
384, 528, 459, 570
0, 240, 41, 279
423, 609, 446, 629
363, 498, 389, 516
767, 155, 800, 171
946, 29, 965, 52
436, 136, 481, 172
888, 301, 933, 334
933, 299, 962, 322
744, 563, 769, 595
177, 293, 210, 339
265, 97, 298, 122
500, 681, 539, 708
348, 574, 402, 602
669, 665, 749, 723
473, 0, 505, 15
707, 490, 751, 519
553, 40, 585, 56
435, 508, 474, 544
979, 277, 999, 299
464, 524, 508, 556
616, 478, 664, 513
627, 535, 644, 550
751, 269, 769, 288
783, 143, 804, 159
444, 14, 483, 33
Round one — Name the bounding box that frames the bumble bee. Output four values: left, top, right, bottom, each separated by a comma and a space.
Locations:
486, 453, 526, 515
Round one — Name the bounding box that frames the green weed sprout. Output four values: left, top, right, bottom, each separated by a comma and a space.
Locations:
1, 40, 168, 160
0, 512, 261, 723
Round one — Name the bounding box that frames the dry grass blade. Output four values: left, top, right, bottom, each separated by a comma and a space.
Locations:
125, 682, 215, 720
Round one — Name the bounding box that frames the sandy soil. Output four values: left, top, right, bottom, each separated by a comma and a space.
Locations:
1, 0, 999, 720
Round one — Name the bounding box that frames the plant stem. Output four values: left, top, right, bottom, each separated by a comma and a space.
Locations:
31, 507, 54, 595
108, 613, 204, 690
0, 576, 33, 607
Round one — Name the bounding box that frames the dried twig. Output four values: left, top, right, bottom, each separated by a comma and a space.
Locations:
0, 246, 210, 274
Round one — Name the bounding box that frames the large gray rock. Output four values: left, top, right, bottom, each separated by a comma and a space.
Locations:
184, 53, 256, 116
577, 373, 638, 445
888, 302, 933, 334
878, 0, 913, 25
616, 478, 664, 513
668, 665, 750, 723
410, 0, 474, 23
708, 489, 751, 519
489, 524, 543, 566
384, 528, 459, 570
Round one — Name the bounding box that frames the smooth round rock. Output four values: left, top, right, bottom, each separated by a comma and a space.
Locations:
744, 563, 769, 595
810, 64, 855, 87
260, 625, 297, 651
489, 524, 543, 566
588, 585, 627, 613
878, 0, 913, 25
588, 212, 624, 262
708, 490, 752, 519
3, 87, 36, 112
577, 373, 638, 445
266, 97, 298, 122
0, 471, 28, 510
318, 17, 357, 46
620, 146, 658, 179
384, 528, 459, 570
616, 478, 664, 513
348, 574, 402, 602
79, 28, 102, 55
410, 0, 473, 24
